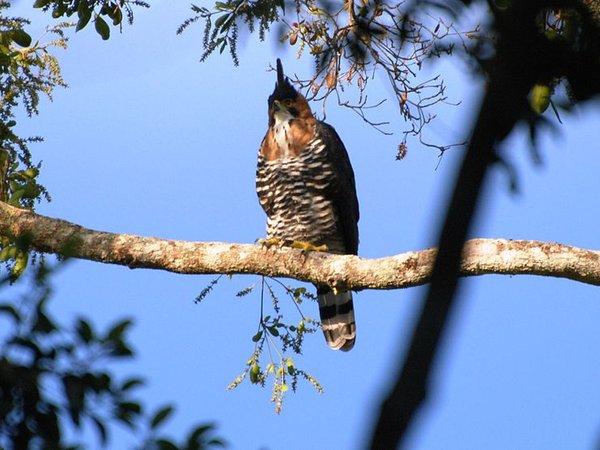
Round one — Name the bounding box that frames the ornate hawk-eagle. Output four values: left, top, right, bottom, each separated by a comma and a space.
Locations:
256, 59, 360, 351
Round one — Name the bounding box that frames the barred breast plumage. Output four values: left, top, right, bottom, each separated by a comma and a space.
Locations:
256, 135, 346, 252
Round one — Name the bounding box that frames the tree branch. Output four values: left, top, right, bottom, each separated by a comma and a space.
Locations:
1, 201, 599, 288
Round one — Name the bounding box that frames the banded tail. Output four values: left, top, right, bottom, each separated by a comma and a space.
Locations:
317, 287, 356, 351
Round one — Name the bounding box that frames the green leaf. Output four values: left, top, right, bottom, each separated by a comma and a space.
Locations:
33, 0, 50, 8
91, 415, 108, 446
186, 423, 223, 449
188, 423, 217, 441
9, 188, 25, 206
83, 372, 111, 393
22, 168, 39, 179
236, 285, 254, 297
63, 375, 85, 426
21, 182, 41, 199
0, 304, 21, 323
156, 439, 179, 450
106, 318, 133, 341
293, 287, 306, 296
530, 82, 551, 113
77, 12, 92, 32
249, 362, 260, 383
95, 16, 110, 40
10, 30, 32, 47
214, 13, 233, 30
251, 330, 263, 342
268, 326, 279, 337
112, 7, 123, 26
76, 1, 93, 32
52, 4, 65, 18
150, 404, 174, 429
286, 359, 295, 375
116, 401, 142, 425
109, 340, 134, 358
120, 401, 142, 414
32, 310, 56, 333
121, 377, 145, 391
76, 318, 94, 343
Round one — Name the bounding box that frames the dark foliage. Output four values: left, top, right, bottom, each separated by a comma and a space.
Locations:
0, 262, 225, 449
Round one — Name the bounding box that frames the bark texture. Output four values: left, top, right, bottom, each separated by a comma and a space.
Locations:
1, 201, 599, 288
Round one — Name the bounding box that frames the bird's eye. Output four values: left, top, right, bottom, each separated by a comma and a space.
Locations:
283, 99, 293, 107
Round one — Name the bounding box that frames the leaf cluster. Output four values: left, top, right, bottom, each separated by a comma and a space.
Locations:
465, 0, 600, 166
0, 4, 71, 278
180, 0, 476, 153
0, 5, 68, 119
178, 0, 285, 65
226, 277, 322, 414
525, 7, 599, 115
0, 263, 138, 448
0, 263, 225, 449
32, 0, 149, 40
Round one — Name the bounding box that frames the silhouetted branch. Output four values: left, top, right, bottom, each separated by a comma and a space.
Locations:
368, 1, 600, 448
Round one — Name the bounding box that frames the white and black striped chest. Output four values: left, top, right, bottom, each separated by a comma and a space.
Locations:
256, 138, 340, 242
256, 138, 333, 201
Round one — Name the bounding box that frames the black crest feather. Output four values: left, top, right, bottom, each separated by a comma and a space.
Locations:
268, 58, 298, 108
277, 58, 285, 87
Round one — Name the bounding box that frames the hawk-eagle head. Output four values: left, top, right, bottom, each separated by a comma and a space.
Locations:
267, 59, 313, 126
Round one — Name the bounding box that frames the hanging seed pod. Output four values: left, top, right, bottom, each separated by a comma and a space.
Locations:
289, 31, 298, 45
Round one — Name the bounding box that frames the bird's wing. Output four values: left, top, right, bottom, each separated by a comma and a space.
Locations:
315, 121, 360, 254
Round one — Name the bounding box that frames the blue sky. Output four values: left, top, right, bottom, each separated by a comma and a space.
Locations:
8, 1, 600, 449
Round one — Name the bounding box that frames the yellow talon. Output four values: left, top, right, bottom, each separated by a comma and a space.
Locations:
256, 237, 284, 249
257, 238, 328, 253
289, 240, 328, 253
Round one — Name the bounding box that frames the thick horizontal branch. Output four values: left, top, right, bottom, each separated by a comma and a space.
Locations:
1, 201, 600, 289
